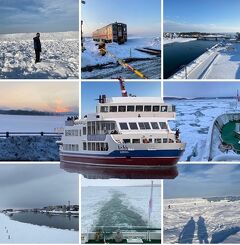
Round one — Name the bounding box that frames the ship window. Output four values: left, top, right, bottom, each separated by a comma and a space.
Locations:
104, 143, 109, 151
119, 122, 129, 130
161, 106, 168, 112
132, 139, 140, 143
159, 122, 168, 130
123, 139, 130, 143
83, 127, 86, 135
144, 105, 151, 112
96, 142, 100, 151
118, 106, 126, 112
110, 106, 117, 112
136, 105, 143, 112
163, 138, 168, 143
88, 142, 91, 151
127, 105, 134, 112
138, 122, 151, 130
129, 122, 138, 130
92, 143, 96, 151
100, 106, 108, 113
172, 105, 176, 112
153, 106, 160, 112
148, 138, 153, 143
83, 142, 87, 150
151, 122, 159, 129
79, 130, 81, 136
155, 138, 162, 143
138, 122, 145, 130
144, 122, 151, 129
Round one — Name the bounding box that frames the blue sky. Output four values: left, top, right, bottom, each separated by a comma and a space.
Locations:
81, 82, 161, 115
164, 82, 240, 98
0, 0, 79, 34
164, 164, 240, 198
164, 0, 240, 32
82, 0, 161, 36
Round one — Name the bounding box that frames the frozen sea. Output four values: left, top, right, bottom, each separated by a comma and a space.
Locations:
81, 185, 161, 233
0, 213, 78, 243
164, 197, 240, 244
0, 32, 79, 79
167, 98, 237, 161
0, 114, 66, 132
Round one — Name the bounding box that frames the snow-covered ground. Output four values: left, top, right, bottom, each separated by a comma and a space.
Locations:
164, 198, 240, 244
167, 98, 236, 161
0, 213, 78, 243
0, 32, 79, 79
164, 38, 196, 45
82, 37, 160, 67
204, 42, 240, 79
81, 186, 161, 233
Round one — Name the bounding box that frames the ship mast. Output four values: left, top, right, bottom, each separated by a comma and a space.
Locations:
117, 77, 128, 97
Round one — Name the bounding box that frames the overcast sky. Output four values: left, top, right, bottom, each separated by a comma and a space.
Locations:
82, 0, 160, 36
0, 82, 79, 113
165, 164, 240, 199
0, 0, 79, 34
0, 164, 78, 209
164, 0, 240, 33
164, 82, 240, 98
82, 177, 161, 187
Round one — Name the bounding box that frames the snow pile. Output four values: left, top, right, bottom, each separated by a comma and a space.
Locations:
82, 37, 160, 67
0, 32, 79, 79
204, 42, 240, 79
164, 38, 196, 45
0, 213, 78, 243
164, 198, 240, 244
0, 136, 60, 161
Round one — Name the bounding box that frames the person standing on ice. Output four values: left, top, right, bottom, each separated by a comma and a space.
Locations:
33, 33, 42, 63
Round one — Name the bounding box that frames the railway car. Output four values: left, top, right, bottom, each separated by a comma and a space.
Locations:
92, 22, 127, 44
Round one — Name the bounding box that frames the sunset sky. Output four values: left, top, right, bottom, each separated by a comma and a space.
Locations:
0, 82, 79, 113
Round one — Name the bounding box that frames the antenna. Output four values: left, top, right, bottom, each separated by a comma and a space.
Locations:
117, 77, 128, 97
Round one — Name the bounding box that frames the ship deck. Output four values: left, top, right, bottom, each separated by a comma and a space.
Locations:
221, 121, 240, 153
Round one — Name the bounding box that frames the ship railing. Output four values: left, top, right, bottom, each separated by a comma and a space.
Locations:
82, 226, 161, 244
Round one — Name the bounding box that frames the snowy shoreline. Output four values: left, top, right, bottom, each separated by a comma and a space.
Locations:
164, 37, 197, 45
0, 213, 78, 243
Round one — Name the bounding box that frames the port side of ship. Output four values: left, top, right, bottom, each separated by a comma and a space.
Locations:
60, 95, 185, 168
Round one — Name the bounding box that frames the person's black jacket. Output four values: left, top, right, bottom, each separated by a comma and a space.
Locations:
33, 37, 41, 52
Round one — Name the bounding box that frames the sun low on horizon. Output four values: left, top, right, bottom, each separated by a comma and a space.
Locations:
0, 82, 79, 113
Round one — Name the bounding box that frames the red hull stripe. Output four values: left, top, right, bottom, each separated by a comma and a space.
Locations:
60, 154, 179, 167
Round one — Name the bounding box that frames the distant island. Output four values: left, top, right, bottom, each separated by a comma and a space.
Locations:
0, 109, 78, 116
